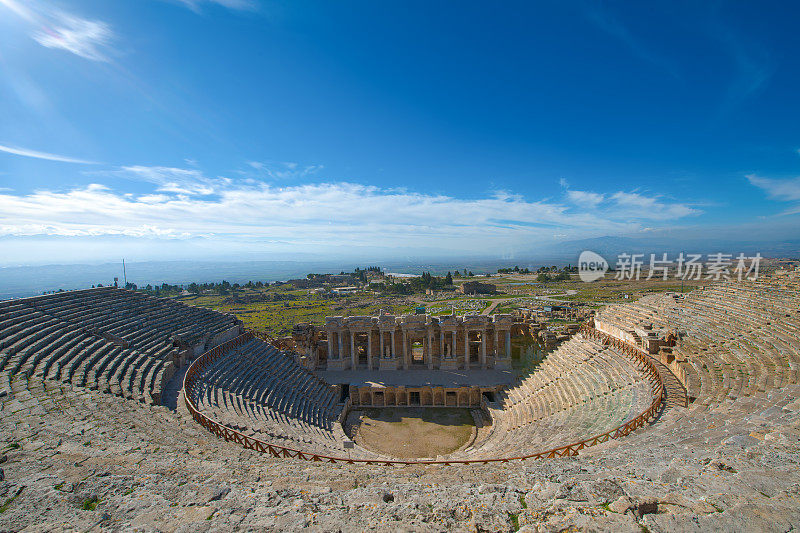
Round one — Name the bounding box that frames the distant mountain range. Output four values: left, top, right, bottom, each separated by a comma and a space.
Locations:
534, 236, 800, 262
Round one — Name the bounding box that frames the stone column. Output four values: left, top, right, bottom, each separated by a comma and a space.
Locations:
367, 330, 373, 370
350, 330, 356, 368
453, 331, 457, 362
505, 330, 511, 358
480, 329, 487, 368
440, 331, 445, 357
402, 330, 408, 369
391, 330, 396, 358
427, 332, 433, 369
328, 332, 334, 360
337, 331, 343, 359
494, 330, 499, 358
380, 331, 385, 359
464, 328, 469, 367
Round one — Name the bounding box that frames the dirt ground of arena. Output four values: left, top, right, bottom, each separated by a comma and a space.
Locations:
352, 407, 475, 458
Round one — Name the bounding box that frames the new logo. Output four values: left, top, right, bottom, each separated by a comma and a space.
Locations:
578, 250, 608, 282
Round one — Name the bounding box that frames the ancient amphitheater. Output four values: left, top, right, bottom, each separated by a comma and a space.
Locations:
1, 274, 799, 531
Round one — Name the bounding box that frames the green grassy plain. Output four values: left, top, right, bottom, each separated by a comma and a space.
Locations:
174, 273, 704, 336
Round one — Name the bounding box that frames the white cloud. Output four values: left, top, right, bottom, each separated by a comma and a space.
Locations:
563, 185, 699, 220
0, 0, 115, 61
244, 160, 324, 180
746, 174, 800, 202
0, 143, 98, 164
33, 13, 113, 61
103, 166, 228, 196
173, 0, 257, 13
0, 172, 703, 256
566, 189, 604, 208
608, 191, 699, 220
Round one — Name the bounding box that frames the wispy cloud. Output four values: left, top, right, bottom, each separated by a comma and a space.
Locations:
608, 191, 699, 220
580, 3, 679, 78
0, 143, 98, 164
561, 178, 698, 220
33, 13, 113, 61
747, 174, 800, 215
103, 166, 229, 196
172, 0, 258, 13
0, 0, 115, 61
713, 22, 773, 112
746, 174, 800, 202
244, 160, 324, 181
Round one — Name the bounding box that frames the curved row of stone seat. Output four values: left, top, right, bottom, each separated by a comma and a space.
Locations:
0, 308, 168, 403
0, 288, 240, 403
446, 335, 653, 460
189, 337, 382, 459
23, 287, 238, 351
594, 275, 800, 407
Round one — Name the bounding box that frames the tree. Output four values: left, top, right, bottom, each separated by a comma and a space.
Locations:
188, 282, 199, 294
468, 271, 474, 277
445, 272, 453, 285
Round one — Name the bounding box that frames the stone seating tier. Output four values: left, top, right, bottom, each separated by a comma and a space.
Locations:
594, 277, 800, 405
0, 287, 241, 403
187, 337, 379, 458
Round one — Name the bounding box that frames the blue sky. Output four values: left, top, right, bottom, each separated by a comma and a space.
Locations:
1, 0, 799, 265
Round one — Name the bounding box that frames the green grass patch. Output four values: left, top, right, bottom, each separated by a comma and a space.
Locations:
0, 487, 24, 514
81, 496, 100, 511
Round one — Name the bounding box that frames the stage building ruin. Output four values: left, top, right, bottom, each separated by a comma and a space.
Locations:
292, 313, 515, 371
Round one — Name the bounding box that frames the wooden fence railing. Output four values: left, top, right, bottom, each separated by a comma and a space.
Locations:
182, 326, 665, 465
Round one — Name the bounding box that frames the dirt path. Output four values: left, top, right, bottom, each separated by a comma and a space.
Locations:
481, 299, 508, 315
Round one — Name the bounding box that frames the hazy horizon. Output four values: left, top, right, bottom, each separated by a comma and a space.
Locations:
3, 232, 798, 299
